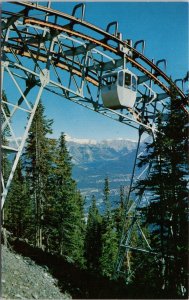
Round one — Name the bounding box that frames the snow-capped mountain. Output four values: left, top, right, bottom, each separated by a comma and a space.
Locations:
66, 135, 139, 210
65, 134, 97, 145
66, 135, 137, 164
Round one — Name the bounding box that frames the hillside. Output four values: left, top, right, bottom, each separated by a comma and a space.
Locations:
1, 237, 139, 299
1, 245, 71, 299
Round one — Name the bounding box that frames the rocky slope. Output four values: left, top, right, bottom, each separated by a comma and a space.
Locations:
1, 245, 71, 299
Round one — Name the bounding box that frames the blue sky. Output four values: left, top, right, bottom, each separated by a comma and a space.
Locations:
3, 2, 189, 141
44, 1, 188, 141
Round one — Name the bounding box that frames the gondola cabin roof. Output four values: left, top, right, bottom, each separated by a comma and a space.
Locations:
102, 68, 137, 79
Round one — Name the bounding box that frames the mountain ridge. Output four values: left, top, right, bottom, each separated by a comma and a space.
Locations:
66, 135, 138, 165
65, 135, 139, 210
65, 133, 137, 146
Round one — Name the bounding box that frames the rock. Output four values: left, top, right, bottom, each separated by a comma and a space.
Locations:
15, 294, 23, 298
31, 293, 38, 299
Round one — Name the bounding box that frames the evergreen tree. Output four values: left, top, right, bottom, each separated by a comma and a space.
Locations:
103, 177, 110, 217
99, 178, 119, 278
136, 84, 188, 297
85, 195, 102, 272
47, 133, 86, 266
40, 138, 58, 252
4, 160, 32, 239
24, 101, 54, 248
114, 192, 142, 282
99, 218, 118, 279
68, 190, 86, 267
115, 186, 125, 239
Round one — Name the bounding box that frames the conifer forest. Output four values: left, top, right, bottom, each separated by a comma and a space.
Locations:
2, 84, 188, 299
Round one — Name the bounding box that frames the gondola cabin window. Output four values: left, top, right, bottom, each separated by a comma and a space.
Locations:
125, 73, 131, 88
132, 76, 137, 91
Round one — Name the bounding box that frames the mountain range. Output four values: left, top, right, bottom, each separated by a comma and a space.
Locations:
66, 135, 139, 211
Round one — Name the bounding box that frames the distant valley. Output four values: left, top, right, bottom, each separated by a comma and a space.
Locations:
66, 136, 139, 211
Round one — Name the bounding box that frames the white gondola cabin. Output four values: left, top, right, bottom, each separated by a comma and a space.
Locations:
101, 69, 137, 109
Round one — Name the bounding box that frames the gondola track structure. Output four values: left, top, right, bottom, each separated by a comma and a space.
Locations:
1, 1, 188, 280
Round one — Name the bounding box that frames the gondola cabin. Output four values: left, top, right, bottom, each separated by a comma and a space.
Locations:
101, 69, 137, 109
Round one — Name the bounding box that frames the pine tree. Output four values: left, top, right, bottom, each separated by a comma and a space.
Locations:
68, 190, 86, 267
136, 84, 188, 297
85, 195, 102, 272
99, 177, 119, 278
40, 137, 58, 252
99, 218, 118, 278
114, 190, 142, 282
115, 186, 125, 239
48, 133, 86, 266
24, 101, 54, 248
103, 177, 110, 216
3, 160, 32, 239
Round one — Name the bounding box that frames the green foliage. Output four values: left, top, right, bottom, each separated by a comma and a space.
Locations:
24, 101, 54, 248
4, 105, 86, 268
99, 178, 119, 278
44, 133, 86, 267
114, 186, 125, 239
4, 160, 32, 239
25, 101, 53, 190
85, 195, 102, 272
136, 84, 188, 297
99, 218, 118, 279
103, 177, 110, 217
